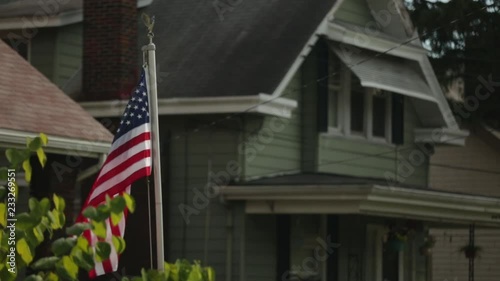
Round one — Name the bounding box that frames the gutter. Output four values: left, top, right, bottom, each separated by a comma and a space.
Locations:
0, 128, 111, 158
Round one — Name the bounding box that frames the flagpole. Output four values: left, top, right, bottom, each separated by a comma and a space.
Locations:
142, 14, 165, 272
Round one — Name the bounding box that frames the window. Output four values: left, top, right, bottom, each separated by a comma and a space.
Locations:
2, 38, 30, 61
327, 53, 392, 143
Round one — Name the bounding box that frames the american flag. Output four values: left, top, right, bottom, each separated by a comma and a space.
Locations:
78, 69, 151, 278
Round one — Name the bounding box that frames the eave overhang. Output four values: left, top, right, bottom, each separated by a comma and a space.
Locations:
80, 93, 298, 119
221, 184, 500, 227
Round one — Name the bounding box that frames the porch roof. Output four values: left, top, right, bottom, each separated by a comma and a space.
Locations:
221, 180, 500, 227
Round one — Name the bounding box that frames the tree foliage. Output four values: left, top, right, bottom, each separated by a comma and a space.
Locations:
407, 0, 500, 123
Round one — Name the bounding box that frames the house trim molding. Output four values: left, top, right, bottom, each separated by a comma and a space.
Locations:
79, 93, 298, 119
0, 128, 110, 158
414, 128, 469, 146
221, 184, 500, 226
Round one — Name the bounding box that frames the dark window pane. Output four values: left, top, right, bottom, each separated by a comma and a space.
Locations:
329, 90, 339, 127
350, 76, 364, 133
382, 242, 399, 281
2, 39, 28, 60
372, 93, 387, 138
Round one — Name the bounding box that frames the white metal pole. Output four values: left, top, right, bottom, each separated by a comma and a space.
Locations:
142, 32, 165, 272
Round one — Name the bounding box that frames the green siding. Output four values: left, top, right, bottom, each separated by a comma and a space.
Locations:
164, 117, 243, 281
242, 73, 302, 180
334, 0, 375, 26
53, 24, 82, 89
317, 98, 428, 186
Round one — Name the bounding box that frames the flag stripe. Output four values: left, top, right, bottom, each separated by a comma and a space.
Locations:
87, 163, 151, 207
100, 138, 151, 177
93, 148, 151, 189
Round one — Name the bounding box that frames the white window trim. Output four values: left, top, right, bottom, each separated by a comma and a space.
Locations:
327, 65, 393, 144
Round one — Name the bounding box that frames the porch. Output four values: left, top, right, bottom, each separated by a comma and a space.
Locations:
221, 176, 500, 281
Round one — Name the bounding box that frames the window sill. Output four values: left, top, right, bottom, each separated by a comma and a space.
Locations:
320, 131, 396, 148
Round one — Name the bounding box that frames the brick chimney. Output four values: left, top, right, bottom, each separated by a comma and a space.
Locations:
83, 0, 138, 101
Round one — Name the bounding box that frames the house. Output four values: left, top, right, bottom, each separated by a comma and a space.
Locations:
3, 0, 500, 281
428, 124, 500, 281
0, 39, 113, 279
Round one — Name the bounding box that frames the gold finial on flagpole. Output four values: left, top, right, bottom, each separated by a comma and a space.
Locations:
142, 13, 155, 43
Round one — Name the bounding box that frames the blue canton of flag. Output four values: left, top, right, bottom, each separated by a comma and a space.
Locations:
115, 70, 150, 140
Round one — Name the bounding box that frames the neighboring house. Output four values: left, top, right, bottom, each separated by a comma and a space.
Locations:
2, 1, 500, 281
0, 39, 112, 278
429, 124, 500, 281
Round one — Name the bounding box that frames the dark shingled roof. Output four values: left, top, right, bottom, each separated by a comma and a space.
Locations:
139, 0, 336, 98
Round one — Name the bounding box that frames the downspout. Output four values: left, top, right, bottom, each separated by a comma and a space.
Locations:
76, 153, 106, 182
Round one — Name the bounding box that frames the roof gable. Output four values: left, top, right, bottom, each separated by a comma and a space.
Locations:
0, 40, 112, 143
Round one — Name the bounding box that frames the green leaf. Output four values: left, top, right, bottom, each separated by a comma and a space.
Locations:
55, 256, 78, 281
53, 194, 65, 211
205, 267, 215, 281
47, 209, 61, 229
15, 213, 41, 231
0, 185, 6, 201
33, 226, 44, 243
45, 272, 59, 281
30, 256, 60, 271
96, 204, 111, 221
0, 266, 17, 281
28, 197, 40, 212
76, 236, 90, 252
112, 235, 127, 254
110, 196, 127, 214
28, 137, 43, 151
0, 167, 7, 181
110, 211, 123, 226
123, 192, 136, 213
24, 275, 43, 281
17, 238, 34, 264
36, 148, 47, 168
39, 133, 48, 146
82, 206, 98, 220
71, 248, 95, 271
188, 264, 202, 281
51, 237, 77, 256
23, 159, 32, 182
65, 222, 92, 236
0, 203, 6, 228
95, 242, 111, 262
91, 220, 107, 239
5, 148, 30, 167
40, 198, 50, 215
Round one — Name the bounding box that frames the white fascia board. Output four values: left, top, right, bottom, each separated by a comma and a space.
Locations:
0, 129, 110, 158
414, 127, 469, 146
325, 22, 428, 61
80, 94, 298, 119
0, 0, 152, 30
270, 0, 347, 98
